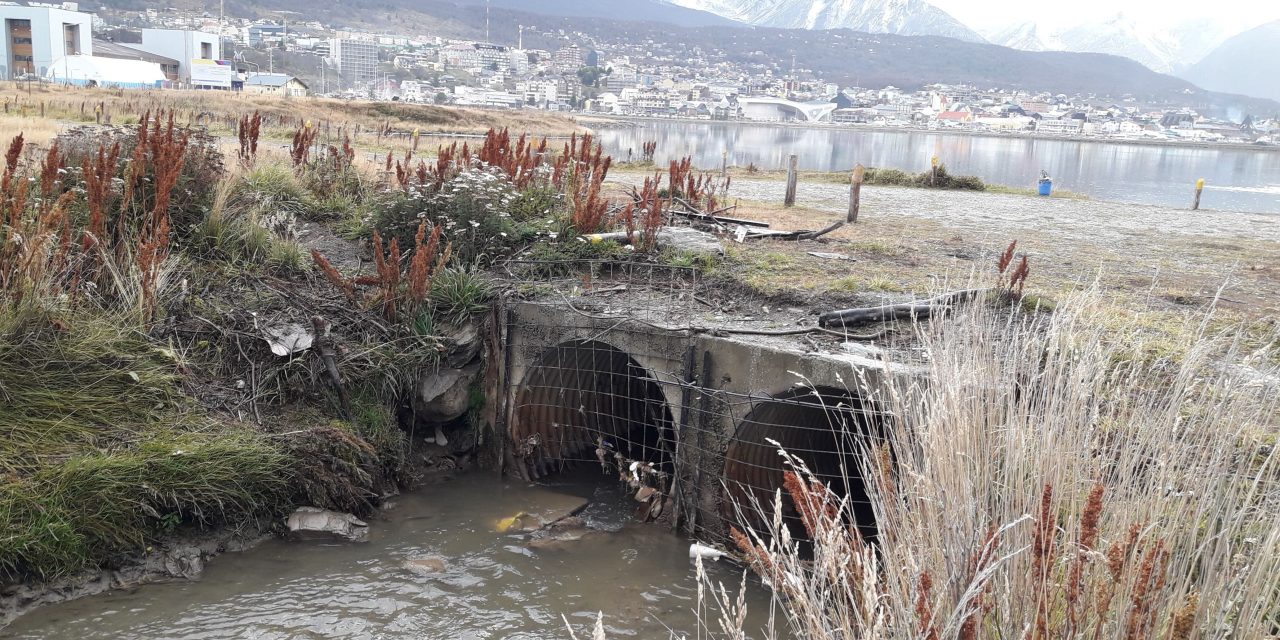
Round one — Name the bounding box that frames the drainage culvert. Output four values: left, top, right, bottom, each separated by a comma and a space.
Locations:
511, 340, 674, 481
721, 386, 881, 543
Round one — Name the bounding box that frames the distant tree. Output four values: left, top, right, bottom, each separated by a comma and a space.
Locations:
434, 92, 450, 104
576, 66, 605, 87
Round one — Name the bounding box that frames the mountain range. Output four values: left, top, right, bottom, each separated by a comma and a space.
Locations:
1181, 20, 1280, 103
648, 0, 1275, 101
664, 0, 983, 41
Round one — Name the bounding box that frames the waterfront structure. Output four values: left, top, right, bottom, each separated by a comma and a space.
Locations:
737, 96, 836, 122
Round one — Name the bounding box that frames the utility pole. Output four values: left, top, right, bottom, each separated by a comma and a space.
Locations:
485, 0, 491, 43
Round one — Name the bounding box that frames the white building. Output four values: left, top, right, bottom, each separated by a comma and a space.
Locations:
0, 3, 93, 80
122, 29, 222, 87
45, 55, 165, 88
1036, 118, 1085, 135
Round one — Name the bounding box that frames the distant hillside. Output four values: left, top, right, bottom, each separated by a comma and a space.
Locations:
450, 0, 735, 27
1181, 21, 1280, 103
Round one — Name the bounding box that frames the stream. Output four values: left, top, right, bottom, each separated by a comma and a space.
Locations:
3, 472, 780, 639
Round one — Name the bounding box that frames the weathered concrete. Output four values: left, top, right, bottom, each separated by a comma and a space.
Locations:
500, 299, 919, 539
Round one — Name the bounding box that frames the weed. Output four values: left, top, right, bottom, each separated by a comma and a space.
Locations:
429, 268, 493, 325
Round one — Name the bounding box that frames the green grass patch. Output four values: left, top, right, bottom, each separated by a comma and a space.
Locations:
0, 309, 291, 580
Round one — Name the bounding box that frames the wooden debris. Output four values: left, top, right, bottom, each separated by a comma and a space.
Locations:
818, 289, 989, 328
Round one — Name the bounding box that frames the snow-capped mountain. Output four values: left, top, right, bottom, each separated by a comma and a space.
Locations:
1054, 14, 1182, 73
1181, 20, 1280, 102
664, 0, 986, 42
987, 13, 1244, 75
985, 22, 1049, 51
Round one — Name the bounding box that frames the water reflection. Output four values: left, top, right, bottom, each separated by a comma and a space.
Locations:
597, 121, 1280, 213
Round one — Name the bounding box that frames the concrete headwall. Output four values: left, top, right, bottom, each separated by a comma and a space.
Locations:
500, 300, 916, 539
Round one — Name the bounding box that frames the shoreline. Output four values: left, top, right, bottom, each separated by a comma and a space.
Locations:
576, 113, 1280, 154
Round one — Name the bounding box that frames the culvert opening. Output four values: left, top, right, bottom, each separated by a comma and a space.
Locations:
721, 386, 882, 544
511, 340, 674, 483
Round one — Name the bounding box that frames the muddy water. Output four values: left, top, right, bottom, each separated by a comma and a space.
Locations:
4, 473, 780, 639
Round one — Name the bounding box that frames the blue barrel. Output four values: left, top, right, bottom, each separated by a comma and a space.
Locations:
1038, 178, 1053, 196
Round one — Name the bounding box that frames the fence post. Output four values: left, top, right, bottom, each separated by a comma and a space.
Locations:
1192, 178, 1204, 210
930, 154, 938, 187
784, 154, 797, 207
848, 164, 865, 223
721, 150, 728, 178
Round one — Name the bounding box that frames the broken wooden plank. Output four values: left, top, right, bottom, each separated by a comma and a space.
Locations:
817, 288, 990, 328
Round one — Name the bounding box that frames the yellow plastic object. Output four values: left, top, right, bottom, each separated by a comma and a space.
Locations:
494, 512, 530, 532
1196, 178, 1205, 190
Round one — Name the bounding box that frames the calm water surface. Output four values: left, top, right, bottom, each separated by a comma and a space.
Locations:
597, 121, 1280, 214
4, 473, 778, 639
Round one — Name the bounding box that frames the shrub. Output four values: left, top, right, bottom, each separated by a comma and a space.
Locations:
374, 168, 519, 266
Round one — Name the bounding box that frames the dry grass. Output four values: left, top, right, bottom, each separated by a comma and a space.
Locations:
0, 113, 64, 145
0, 83, 578, 139
698, 289, 1280, 639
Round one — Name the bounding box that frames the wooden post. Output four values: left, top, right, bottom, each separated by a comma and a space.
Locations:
930, 154, 939, 187
721, 150, 728, 178
1192, 178, 1204, 210
784, 154, 798, 207
848, 163, 865, 223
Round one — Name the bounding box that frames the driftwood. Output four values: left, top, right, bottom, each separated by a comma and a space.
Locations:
817, 288, 989, 328
671, 197, 768, 228
740, 220, 844, 241
311, 315, 353, 419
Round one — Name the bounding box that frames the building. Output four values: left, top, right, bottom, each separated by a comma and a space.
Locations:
90, 38, 179, 81
45, 55, 165, 88
0, 3, 93, 80
330, 38, 377, 85
247, 24, 285, 48
1036, 118, 1085, 135
244, 73, 308, 97
121, 29, 222, 87
553, 43, 582, 72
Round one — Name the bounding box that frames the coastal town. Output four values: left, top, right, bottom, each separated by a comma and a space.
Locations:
2, 1, 1275, 146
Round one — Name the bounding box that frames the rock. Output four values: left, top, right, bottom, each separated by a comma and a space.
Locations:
402, 554, 447, 576
440, 321, 482, 368
657, 227, 723, 257
414, 361, 482, 423
161, 545, 205, 580
286, 507, 369, 542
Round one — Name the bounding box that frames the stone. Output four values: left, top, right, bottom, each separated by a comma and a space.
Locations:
440, 321, 482, 368
286, 507, 369, 542
414, 361, 482, 423
657, 227, 723, 257
402, 554, 447, 576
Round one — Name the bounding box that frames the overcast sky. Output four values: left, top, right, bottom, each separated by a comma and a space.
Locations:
929, 0, 1280, 33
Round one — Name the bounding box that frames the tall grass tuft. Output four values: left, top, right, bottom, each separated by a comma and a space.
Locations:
705, 288, 1280, 639
0, 309, 290, 580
